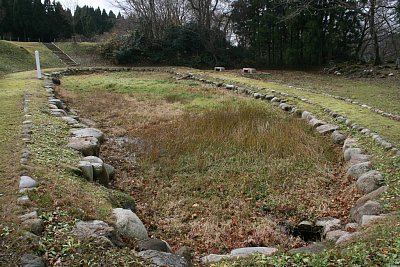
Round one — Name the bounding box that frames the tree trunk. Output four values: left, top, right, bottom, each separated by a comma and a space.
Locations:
369, 0, 381, 65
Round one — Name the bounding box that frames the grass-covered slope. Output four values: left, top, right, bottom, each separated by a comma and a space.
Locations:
55, 42, 112, 66
0, 41, 64, 75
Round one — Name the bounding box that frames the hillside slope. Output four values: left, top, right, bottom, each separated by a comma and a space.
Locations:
0, 41, 64, 75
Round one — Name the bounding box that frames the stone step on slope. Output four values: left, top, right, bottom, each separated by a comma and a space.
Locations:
42, 42, 78, 66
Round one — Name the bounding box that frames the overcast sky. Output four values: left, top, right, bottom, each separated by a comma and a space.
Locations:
58, 0, 123, 14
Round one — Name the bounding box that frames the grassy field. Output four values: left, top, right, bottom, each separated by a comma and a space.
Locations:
253, 70, 400, 115
58, 72, 358, 255
192, 70, 400, 146
55, 42, 113, 66
0, 67, 398, 266
0, 72, 30, 265
0, 41, 64, 75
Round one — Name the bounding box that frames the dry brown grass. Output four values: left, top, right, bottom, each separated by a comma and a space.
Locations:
59, 73, 358, 257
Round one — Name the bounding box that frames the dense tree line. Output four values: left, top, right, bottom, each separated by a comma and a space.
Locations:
107, 0, 400, 67
0, 0, 122, 41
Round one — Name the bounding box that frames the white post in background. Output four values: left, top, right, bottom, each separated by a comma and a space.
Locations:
35, 50, 42, 79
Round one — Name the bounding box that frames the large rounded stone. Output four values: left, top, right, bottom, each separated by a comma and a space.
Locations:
230, 247, 278, 257
356, 170, 384, 194
73, 220, 122, 247
112, 208, 148, 240
78, 161, 94, 181
135, 238, 171, 253
315, 218, 341, 236
325, 230, 348, 242
288, 242, 326, 255
71, 128, 105, 143
68, 137, 100, 156
22, 219, 44, 235
350, 200, 383, 223
346, 162, 372, 179
344, 148, 364, 161
19, 176, 38, 190
316, 124, 338, 134
331, 131, 346, 144
343, 138, 358, 152
137, 250, 189, 267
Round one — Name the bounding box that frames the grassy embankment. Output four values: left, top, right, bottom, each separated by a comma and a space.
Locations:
59, 72, 354, 255
55, 42, 112, 66
0, 41, 64, 75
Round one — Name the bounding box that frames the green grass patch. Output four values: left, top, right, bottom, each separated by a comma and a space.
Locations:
0, 72, 28, 265
251, 71, 400, 115
0, 41, 64, 75
62, 72, 219, 110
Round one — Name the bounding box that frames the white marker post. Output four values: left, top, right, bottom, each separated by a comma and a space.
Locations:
35, 50, 42, 79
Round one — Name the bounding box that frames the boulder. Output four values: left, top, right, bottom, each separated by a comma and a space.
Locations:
350, 200, 383, 223
346, 162, 372, 179
279, 103, 291, 111
301, 111, 313, 121
19, 176, 38, 190
73, 220, 122, 247
271, 97, 281, 103
137, 250, 189, 267
112, 208, 148, 240
308, 118, 326, 128
356, 170, 384, 194
343, 148, 364, 161
61, 116, 79, 125
22, 219, 44, 236
344, 223, 358, 232
71, 128, 105, 143
347, 153, 370, 166
288, 242, 326, 255
68, 137, 100, 156
201, 254, 232, 264
354, 186, 388, 208
82, 156, 103, 164
335, 233, 356, 245
176, 246, 194, 262
20, 254, 46, 267
50, 109, 67, 117
315, 218, 341, 236
325, 230, 348, 242
343, 138, 358, 152
331, 131, 346, 144
361, 215, 385, 226
104, 163, 115, 178
316, 124, 338, 134
230, 247, 278, 257
135, 238, 171, 253
78, 161, 94, 182
48, 99, 62, 108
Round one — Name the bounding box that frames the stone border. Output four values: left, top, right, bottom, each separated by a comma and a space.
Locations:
191, 73, 399, 154
19, 88, 46, 266
42, 67, 394, 264
240, 72, 400, 121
